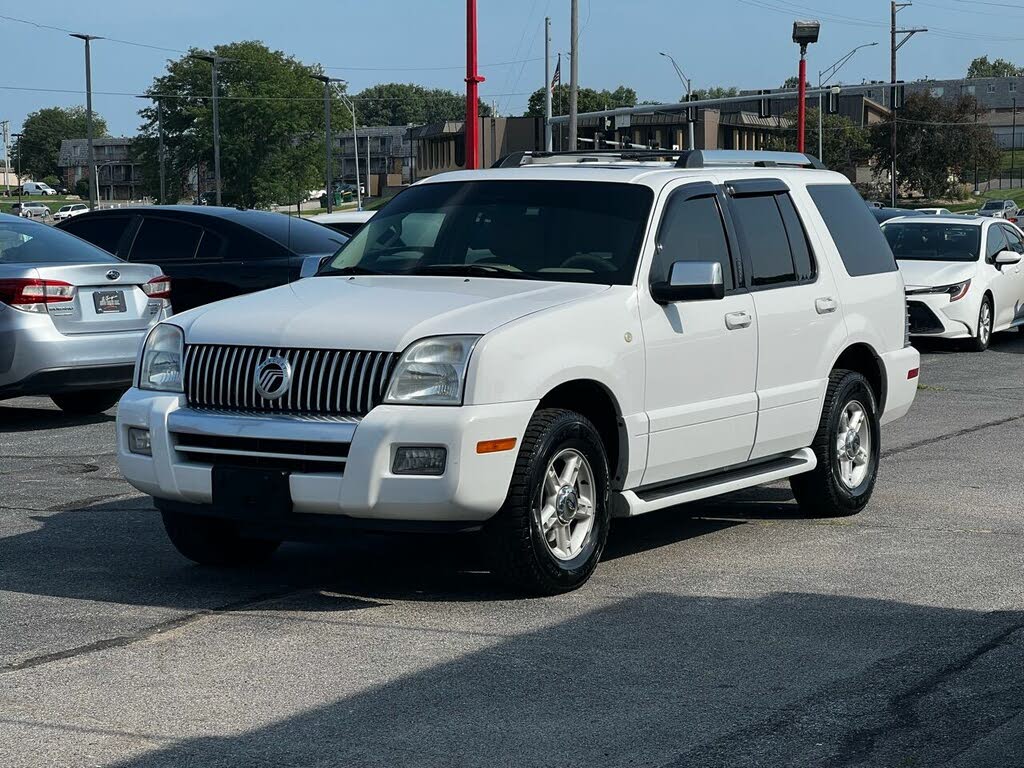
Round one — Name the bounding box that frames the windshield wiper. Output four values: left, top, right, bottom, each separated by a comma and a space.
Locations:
324, 265, 382, 276
412, 264, 538, 280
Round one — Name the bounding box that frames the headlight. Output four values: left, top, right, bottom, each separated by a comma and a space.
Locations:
907, 279, 971, 302
138, 323, 184, 392
384, 335, 479, 405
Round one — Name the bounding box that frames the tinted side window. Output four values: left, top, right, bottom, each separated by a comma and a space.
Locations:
61, 216, 131, 255
195, 229, 225, 261
1000, 225, 1023, 254
807, 184, 897, 276
653, 194, 734, 290
986, 225, 1008, 260
129, 218, 202, 263
731, 194, 795, 287
777, 194, 816, 282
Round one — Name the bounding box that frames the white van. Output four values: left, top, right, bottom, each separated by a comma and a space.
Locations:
21, 181, 57, 196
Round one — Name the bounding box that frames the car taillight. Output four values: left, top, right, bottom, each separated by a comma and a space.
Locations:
141, 275, 172, 299
0, 278, 76, 313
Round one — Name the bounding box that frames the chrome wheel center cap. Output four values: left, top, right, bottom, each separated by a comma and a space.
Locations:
555, 485, 579, 524
843, 431, 861, 459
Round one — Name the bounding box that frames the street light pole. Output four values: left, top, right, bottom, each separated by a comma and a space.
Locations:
568, 0, 579, 150
817, 42, 878, 164
544, 16, 553, 151
1012, 97, 1017, 189
310, 74, 344, 213
659, 52, 695, 150
191, 54, 225, 206
339, 95, 362, 211
70, 33, 101, 210
12, 133, 22, 205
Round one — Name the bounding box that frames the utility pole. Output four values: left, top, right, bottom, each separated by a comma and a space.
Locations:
12, 133, 22, 205
156, 98, 166, 204
310, 73, 344, 213
1, 121, 9, 198
659, 52, 694, 150
339, 94, 362, 211
192, 53, 226, 205
568, 0, 579, 150
890, 2, 926, 207
70, 33, 101, 210
1012, 97, 1017, 189
465, 0, 484, 170
544, 16, 553, 151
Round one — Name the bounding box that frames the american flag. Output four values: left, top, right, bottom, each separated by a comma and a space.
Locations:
550, 58, 561, 94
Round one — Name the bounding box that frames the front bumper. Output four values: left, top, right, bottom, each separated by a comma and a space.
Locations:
0, 307, 171, 395
116, 388, 538, 523
905, 292, 979, 339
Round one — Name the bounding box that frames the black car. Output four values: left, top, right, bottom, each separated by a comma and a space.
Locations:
870, 207, 926, 224
57, 206, 347, 312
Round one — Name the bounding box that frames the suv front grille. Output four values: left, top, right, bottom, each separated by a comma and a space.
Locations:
183, 344, 397, 416
173, 432, 349, 473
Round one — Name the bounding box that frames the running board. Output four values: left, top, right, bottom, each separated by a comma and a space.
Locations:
615, 448, 817, 517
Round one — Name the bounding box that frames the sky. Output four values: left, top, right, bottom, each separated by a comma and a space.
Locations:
1, 0, 1020, 138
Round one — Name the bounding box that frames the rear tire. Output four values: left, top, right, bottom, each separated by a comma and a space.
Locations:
966, 296, 993, 352
161, 511, 281, 566
51, 388, 123, 416
485, 408, 610, 595
791, 369, 880, 517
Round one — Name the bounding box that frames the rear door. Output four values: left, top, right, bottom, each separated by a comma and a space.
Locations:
726, 179, 843, 460
998, 224, 1024, 326
124, 216, 205, 311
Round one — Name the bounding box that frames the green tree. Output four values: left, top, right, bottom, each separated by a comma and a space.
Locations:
689, 85, 738, 101
776, 108, 869, 168
14, 106, 108, 180
869, 92, 1000, 199
782, 76, 801, 89
967, 56, 1024, 78
134, 41, 333, 206
524, 84, 638, 116
353, 83, 491, 126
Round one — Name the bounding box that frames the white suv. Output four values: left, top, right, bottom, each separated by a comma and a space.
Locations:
117, 150, 920, 594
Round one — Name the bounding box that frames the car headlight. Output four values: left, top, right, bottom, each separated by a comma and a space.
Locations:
138, 323, 184, 392
384, 335, 479, 405
908, 279, 971, 302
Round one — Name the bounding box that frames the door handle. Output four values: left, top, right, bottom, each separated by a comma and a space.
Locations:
815, 297, 838, 314
725, 311, 752, 330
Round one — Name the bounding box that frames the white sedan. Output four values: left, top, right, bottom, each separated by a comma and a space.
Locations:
883, 216, 1024, 351
52, 203, 90, 221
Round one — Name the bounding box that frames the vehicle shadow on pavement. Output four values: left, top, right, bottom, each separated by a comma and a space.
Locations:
0, 402, 114, 433
91, 591, 1024, 768
0, 491, 811, 607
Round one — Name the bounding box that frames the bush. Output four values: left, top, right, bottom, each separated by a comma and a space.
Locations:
42, 175, 60, 188
74, 178, 90, 199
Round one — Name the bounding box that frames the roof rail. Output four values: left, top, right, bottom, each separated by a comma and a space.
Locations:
492, 148, 826, 170
675, 150, 825, 169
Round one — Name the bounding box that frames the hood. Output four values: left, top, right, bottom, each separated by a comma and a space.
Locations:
178, 275, 609, 350
897, 259, 976, 289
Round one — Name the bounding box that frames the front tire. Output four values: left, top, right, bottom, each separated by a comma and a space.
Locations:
966, 296, 993, 352
161, 511, 281, 566
791, 369, 880, 517
51, 388, 123, 416
485, 408, 610, 595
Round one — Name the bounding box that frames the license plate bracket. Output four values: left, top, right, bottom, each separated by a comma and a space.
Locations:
211, 466, 292, 518
93, 290, 126, 314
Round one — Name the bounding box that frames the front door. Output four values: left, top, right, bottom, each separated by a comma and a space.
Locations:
638, 181, 758, 486
994, 224, 1024, 328
725, 179, 844, 460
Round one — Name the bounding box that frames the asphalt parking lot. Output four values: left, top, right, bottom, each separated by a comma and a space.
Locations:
2, 333, 1024, 768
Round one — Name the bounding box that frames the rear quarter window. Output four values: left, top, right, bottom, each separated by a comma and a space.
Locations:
806, 184, 897, 277
59, 215, 132, 256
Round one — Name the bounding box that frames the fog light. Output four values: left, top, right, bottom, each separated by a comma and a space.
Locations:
392, 446, 446, 475
128, 428, 152, 456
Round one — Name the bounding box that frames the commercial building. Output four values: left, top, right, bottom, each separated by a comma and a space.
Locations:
409, 117, 544, 179
335, 125, 413, 193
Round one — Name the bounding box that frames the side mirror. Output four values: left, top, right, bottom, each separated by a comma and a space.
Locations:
995, 250, 1022, 266
299, 254, 329, 279
650, 260, 725, 304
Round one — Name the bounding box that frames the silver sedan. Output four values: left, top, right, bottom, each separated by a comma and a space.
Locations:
0, 213, 172, 415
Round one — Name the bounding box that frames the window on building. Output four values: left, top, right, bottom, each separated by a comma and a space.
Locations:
930, 87, 944, 98
988, 83, 997, 94
1012, 82, 1018, 93
966, 85, 976, 95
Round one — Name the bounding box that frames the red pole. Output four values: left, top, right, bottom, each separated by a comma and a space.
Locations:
465, 0, 485, 169
797, 49, 807, 153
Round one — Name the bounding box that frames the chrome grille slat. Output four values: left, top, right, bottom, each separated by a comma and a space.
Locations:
184, 344, 395, 417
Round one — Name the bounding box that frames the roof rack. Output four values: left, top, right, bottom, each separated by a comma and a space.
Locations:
493, 149, 825, 170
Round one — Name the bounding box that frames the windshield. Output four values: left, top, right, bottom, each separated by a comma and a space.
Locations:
0, 218, 121, 264
321, 180, 654, 285
981, 200, 1005, 210
883, 221, 980, 262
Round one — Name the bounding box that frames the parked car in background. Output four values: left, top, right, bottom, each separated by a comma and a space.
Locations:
117, 149, 919, 594
57, 206, 347, 312
883, 215, 1024, 351
310, 210, 375, 237
52, 203, 90, 221
0, 213, 172, 414
21, 181, 57, 196
977, 199, 1019, 219
870, 207, 925, 224
11, 201, 52, 220
916, 207, 953, 215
